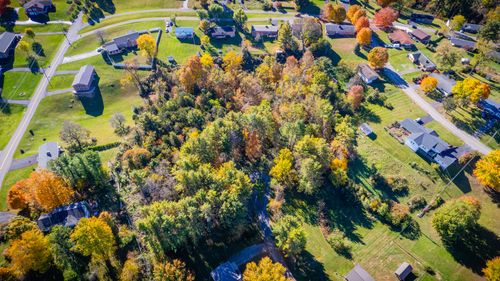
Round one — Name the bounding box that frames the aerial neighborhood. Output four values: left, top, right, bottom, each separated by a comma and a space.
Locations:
0, 0, 499, 280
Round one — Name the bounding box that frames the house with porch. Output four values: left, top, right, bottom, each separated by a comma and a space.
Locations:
388, 29, 414, 49
23, 0, 53, 17
408, 51, 436, 72
103, 31, 140, 55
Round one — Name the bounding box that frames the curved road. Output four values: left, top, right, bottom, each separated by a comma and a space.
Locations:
0, 13, 85, 187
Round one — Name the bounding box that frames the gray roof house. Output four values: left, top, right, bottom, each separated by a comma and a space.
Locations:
345, 264, 374, 281
325, 22, 355, 37
23, 0, 53, 16
428, 73, 457, 96
450, 37, 476, 51
251, 25, 279, 40
37, 142, 60, 169
395, 262, 413, 280
410, 13, 434, 24
72, 65, 98, 97
175, 27, 195, 39
408, 51, 436, 72
210, 26, 236, 39
400, 118, 468, 169
0, 32, 19, 59
357, 64, 379, 84
37, 201, 91, 232
103, 31, 140, 55
462, 23, 482, 34
211, 262, 242, 281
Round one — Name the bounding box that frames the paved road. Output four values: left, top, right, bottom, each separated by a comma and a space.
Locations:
383, 65, 492, 155
0, 13, 84, 189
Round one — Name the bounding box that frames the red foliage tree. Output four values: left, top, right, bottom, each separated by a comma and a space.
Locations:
373, 7, 399, 29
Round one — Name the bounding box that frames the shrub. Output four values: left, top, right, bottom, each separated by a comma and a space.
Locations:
327, 230, 352, 258
408, 196, 427, 212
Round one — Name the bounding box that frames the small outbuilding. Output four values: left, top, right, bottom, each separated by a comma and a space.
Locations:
345, 264, 374, 281
72, 65, 98, 97
37, 142, 60, 169
394, 262, 413, 280
359, 123, 374, 136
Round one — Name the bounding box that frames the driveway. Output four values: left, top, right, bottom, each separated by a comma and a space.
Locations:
62, 49, 100, 64
383, 66, 492, 155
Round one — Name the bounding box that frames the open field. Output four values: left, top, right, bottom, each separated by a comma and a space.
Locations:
0, 71, 42, 100
15, 57, 144, 159
13, 34, 65, 68
0, 104, 26, 151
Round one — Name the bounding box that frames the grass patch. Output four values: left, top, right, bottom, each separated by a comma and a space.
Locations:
0, 104, 26, 150
48, 74, 75, 91
13, 35, 65, 68
0, 71, 42, 100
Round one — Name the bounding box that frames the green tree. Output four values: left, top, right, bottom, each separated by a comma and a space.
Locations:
479, 20, 500, 42
294, 0, 309, 11
300, 18, 322, 46
449, 15, 465, 30
272, 215, 306, 257
233, 8, 248, 27
120, 257, 140, 281
435, 41, 463, 71
3, 216, 37, 241
208, 3, 224, 19
293, 135, 330, 194
48, 226, 85, 281
432, 196, 481, 243
277, 22, 297, 52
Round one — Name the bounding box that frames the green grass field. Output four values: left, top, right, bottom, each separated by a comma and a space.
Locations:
1, 72, 42, 100
13, 35, 65, 68
15, 57, 143, 159
48, 74, 75, 91
0, 104, 26, 150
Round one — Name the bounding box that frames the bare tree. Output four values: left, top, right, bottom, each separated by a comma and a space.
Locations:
109, 112, 130, 136
60, 121, 94, 153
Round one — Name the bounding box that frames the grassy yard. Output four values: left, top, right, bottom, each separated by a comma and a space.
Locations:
0, 71, 42, 100
0, 165, 36, 211
15, 57, 144, 159
13, 35, 65, 68
0, 104, 25, 150
11, 24, 67, 33
48, 74, 75, 91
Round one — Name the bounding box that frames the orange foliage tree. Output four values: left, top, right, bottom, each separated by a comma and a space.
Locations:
347, 5, 361, 22
355, 16, 370, 32
377, 0, 395, 7
177, 55, 204, 92
420, 76, 438, 93
351, 9, 367, 25
483, 257, 500, 281
356, 27, 372, 46
347, 85, 364, 110
7, 170, 73, 212
473, 149, 499, 191
367, 47, 389, 69
373, 7, 399, 28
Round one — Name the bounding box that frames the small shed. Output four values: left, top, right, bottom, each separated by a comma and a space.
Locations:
345, 264, 375, 281
359, 123, 374, 136
394, 262, 413, 280
175, 27, 195, 39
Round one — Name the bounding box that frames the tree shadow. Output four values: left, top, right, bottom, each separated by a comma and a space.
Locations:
27, 57, 40, 73
32, 42, 45, 57
449, 169, 472, 193
95, 0, 116, 14
445, 226, 500, 274
0, 8, 18, 30
358, 106, 381, 123
79, 86, 104, 117
291, 250, 329, 281
353, 44, 367, 60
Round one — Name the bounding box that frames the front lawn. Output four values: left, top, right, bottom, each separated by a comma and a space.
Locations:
0, 104, 26, 150
1, 72, 42, 100
13, 35, 65, 68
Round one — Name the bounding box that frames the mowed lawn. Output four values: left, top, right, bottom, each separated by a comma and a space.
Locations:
0, 104, 25, 150
15, 57, 144, 158
13, 35, 65, 68
0, 72, 42, 100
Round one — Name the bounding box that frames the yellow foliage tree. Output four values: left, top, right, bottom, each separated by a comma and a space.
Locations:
201, 35, 210, 46
351, 9, 367, 25
153, 259, 195, 281
270, 148, 298, 187
243, 257, 292, 281
5, 229, 52, 278
136, 34, 156, 59
223, 50, 243, 73
483, 256, 500, 281
420, 76, 438, 93
367, 47, 389, 69
70, 217, 117, 262
452, 77, 491, 104
474, 149, 499, 191
356, 27, 372, 46
200, 53, 214, 68
322, 3, 334, 21
347, 5, 361, 22
120, 257, 140, 281
324, 4, 346, 23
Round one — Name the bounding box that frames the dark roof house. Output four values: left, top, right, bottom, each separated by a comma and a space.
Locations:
410, 13, 434, 24
478, 98, 500, 120
23, 0, 53, 16
450, 37, 476, 51
462, 23, 482, 34
429, 73, 457, 96
37, 201, 92, 232
103, 31, 140, 54
345, 264, 375, 281
210, 26, 236, 38
395, 262, 413, 280
408, 51, 436, 72
0, 32, 19, 59
325, 22, 355, 37
72, 65, 98, 97
357, 64, 379, 84
410, 29, 431, 43
388, 30, 414, 48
